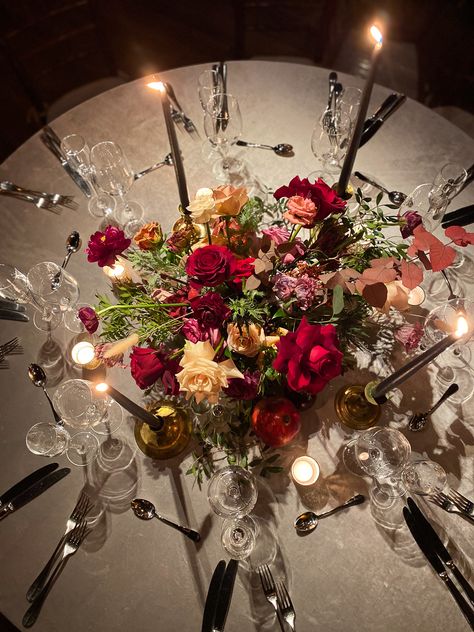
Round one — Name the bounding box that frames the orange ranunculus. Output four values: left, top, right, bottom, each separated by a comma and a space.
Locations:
133, 222, 163, 250
213, 185, 249, 217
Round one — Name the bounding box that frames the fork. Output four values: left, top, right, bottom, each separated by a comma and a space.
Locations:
0, 182, 78, 209
0, 189, 63, 213
0, 337, 22, 361
165, 82, 200, 140
23, 522, 91, 628
276, 581, 296, 631
26, 491, 94, 602
429, 492, 474, 524
257, 565, 285, 632
448, 489, 474, 516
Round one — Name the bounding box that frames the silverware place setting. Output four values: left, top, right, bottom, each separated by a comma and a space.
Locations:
164, 82, 200, 140
258, 564, 296, 631
0, 180, 78, 211
428, 490, 474, 524
201, 559, 239, 632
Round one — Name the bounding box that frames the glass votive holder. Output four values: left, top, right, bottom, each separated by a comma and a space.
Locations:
291, 456, 320, 487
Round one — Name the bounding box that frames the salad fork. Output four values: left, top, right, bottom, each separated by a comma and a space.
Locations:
257, 565, 285, 632
0, 337, 22, 361
26, 490, 94, 602
23, 522, 91, 628
0, 188, 63, 213
0, 182, 78, 209
448, 489, 474, 516
276, 581, 296, 631
429, 492, 474, 524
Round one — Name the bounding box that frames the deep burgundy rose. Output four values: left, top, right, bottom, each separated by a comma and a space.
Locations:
161, 357, 181, 395
191, 292, 231, 328
400, 211, 423, 238
224, 370, 260, 400
274, 176, 346, 221
182, 318, 209, 343
273, 317, 343, 394
185, 245, 237, 287
130, 347, 167, 389
86, 226, 131, 267
232, 257, 255, 285
78, 306, 99, 333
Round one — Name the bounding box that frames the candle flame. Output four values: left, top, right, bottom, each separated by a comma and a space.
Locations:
110, 263, 125, 277
147, 80, 165, 93
455, 315, 469, 337
95, 382, 109, 393
370, 25, 383, 45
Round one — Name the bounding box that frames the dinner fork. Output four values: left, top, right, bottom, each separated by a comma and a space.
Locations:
429, 492, 474, 524
0, 337, 22, 361
165, 82, 200, 140
23, 522, 91, 628
276, 581, 296, 631
0, 189, 63, 213
0, 182, 78, 209
26, 490, 94, 602
448, 489, 474, 516
257, 565, 285, 632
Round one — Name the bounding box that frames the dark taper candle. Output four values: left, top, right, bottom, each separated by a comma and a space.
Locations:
96, 383, 164, 431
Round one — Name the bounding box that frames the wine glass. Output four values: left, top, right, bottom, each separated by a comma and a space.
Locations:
337, 86, 362, 122
27, 262, 79, 331
90, 141, 144, 236
430, 162, 467, 207
221, 514, 258, 560
399, 183, 446, 231
198, 69, 223, 111
207, 466, 258, 518
402, 459, 447, 496
25, 420, 98, 467
204, 93, 243, 182
311, 111, 352, 175
61, 134, 116, 221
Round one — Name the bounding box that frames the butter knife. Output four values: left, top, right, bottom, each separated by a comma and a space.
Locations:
0, 463, 59, 508
0, 468, 70, 521
213, 560, 239, 631
40, 132, 92, 198
0, 298, 26, 312
202, 560, 226, 632
0, 308, 29, 322
359, 94, 406, 147
442, 204, 474, 228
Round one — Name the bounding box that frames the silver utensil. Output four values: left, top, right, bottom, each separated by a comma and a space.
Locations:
429, 491, 474, 524
51, 231, 81, 289
0, 181, 77, 209
131, 498, 201, 542
236, 140, 294, 156
408, 383, 459, 431
164, 83, 200, 139
28, 364, 63, 425
40, 130, 92, 198
447, 490, 474, 516
257, 565, 286, 632
23, 522, 90, 628
0, 298, 26, 312
440, 269, 458, 300
0, 337, 22, 361
134, 153, 173, 180
276, 581, 296, 631
0, 188, 63, 213
354, 171, 407, 206
322, 71, 338, 131
27, 490, 93, 602
0, 308, 29, 322
294, 494, 366, 533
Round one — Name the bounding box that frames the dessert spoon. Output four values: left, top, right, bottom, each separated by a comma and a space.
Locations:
131, 498, 201, 542
408, 383, 459, 431
28, 364, 63, 425
236, 140, 294, 156
294, 494, 365, 533
354, 171, 407, 206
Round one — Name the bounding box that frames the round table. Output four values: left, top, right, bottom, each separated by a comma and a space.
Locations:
1, 61, 473, 632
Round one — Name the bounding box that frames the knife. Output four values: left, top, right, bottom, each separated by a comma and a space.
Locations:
403, 507, 474, 629
40, 132, 92, 198
0, 463, 59, 507
359, 94, 406, 147
0, 308, 29, 322
441, 204, 474, 228
0, 467, 70, 521
212, 64, 221, 132
0, 297, 26, 312
219, 62, 229, 132
202, 560, 226, 632
213, 560, 239, 631
407, 498, 474, 606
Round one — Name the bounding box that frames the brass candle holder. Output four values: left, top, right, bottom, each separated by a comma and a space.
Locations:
334, 383, 381, 430
134, 398, 192, 460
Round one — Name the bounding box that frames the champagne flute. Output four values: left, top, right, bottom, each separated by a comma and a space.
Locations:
204, 93, 243, 182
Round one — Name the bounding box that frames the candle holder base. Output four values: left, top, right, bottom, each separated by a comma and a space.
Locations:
334, 384, 380, 429
134, 399, 192, 460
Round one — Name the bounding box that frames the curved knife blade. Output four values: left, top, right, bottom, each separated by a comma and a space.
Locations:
202, 560, 226, 632
0, 463, 59, 507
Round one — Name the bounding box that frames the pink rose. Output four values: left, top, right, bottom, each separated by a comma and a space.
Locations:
284, 195, 318, 227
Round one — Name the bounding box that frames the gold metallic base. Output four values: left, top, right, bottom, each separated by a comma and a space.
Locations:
334, 384, 381, 430
134, 400, 192, 460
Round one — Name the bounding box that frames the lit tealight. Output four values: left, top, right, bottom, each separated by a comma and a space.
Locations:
95, 382, 109, 393
71, 341, 96, 366
291, 456, 320, 486
407, 286, 426, 306
103, 262, 126, 281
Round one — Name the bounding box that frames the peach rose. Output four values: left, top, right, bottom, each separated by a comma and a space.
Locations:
133, 222, 163, 250
187, 188, 216, 224
283, 195, 318, 227
213, 185, 249, 217
176, 340, 243, 403
227, 323, 265, 357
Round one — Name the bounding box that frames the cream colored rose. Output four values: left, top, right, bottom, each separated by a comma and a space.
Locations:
187, 188, 216, 224
213, 185, 249, 217
176, 340, 243, 403
227, 323, 265, 357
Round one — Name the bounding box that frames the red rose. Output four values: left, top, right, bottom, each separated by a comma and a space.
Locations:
78, 306, 99, 333
182, 318, 209, 342
185, 245, 236, 287
130, 347, 166, 389
86, 225, 131, 267
191, 292, 231, 328
232, 257, 255, 285
274, 176, 346, 221
273, 317, 343, 394
224, 370, 260, 400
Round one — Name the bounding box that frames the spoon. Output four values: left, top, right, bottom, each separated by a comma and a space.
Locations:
294, 494, 365, 533
134, 153, 173, 180
408, 383, 459, 432
235, 140, 294, 156
51, 231, 81, 289
28, 363, 63, 425
440, 269, 458, 301
131, 498, 201, 542
354, 171, 407, 206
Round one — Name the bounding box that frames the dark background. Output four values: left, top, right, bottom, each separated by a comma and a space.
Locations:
0, 0, 473, 162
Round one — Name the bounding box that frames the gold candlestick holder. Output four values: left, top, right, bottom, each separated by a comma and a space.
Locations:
334, 383, 381, 430
134, 398, 192, 460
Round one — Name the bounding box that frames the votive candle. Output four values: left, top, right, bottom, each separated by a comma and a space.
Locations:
71, 341, 96, 366
291, 456, 320, 486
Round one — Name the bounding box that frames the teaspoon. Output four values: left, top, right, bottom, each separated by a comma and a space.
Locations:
236, 140, 294, 156
354, 171, 407, 206
294, 494, 365, 534
408, 383, 459, 431
134, 153, 173, 181
131, 498, 201, 542
51, 231, 81, 289
28, 363, 63, 425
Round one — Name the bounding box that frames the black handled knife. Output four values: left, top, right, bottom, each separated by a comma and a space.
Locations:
0, 308, 29, 322
202, 560, 226, 632
403, 507, 474, 629
407, 498, 474, 606
219, 61, 229, 132
0, 463, 59, 507
213, 560, 239, 631
0, 298, 26, 312
458, 163, 474, 195
359, 94, 406, 147
0, 467, 70, 522
441, 204, 474, 228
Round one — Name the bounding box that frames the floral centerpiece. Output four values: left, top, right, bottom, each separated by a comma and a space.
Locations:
80, 177, 474, 482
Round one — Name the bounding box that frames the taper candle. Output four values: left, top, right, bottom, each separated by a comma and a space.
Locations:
337, 25, 383, 195
95, 383, 164, 430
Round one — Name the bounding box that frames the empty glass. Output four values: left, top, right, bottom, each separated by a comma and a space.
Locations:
430, 162, 468, 207
402, 459, 447, 495
0, 263, 30, 303
27, 262, 79, 331
400, 183, 447, 231
221, 514, 258, 560
90, 141, 144, 235
204, 93, 243, 181
198, 69, 223, 111
25, 421, 98, 467
311, 111, 352, 174
208, 466, 258, 518
337, 86, 362, 122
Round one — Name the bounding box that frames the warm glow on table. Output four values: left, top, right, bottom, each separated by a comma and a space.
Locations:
291, 456, 320, 486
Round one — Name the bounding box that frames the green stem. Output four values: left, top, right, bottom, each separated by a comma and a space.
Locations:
206, 222, 212, 245
97, 302, 188, 316
289, 224, 302, 242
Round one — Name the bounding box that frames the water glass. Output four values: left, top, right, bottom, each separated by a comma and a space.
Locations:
221, 515, 258, 560
204, 93, 243, 181
430, 162, 468, 205
208, 466, 258, 518
26, 421, 70, 457
198, 69, 223, 111
402, 459, 447, 495
337, 86, 362, 122
27, 262, 79, 331
311, 111, 352, 173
